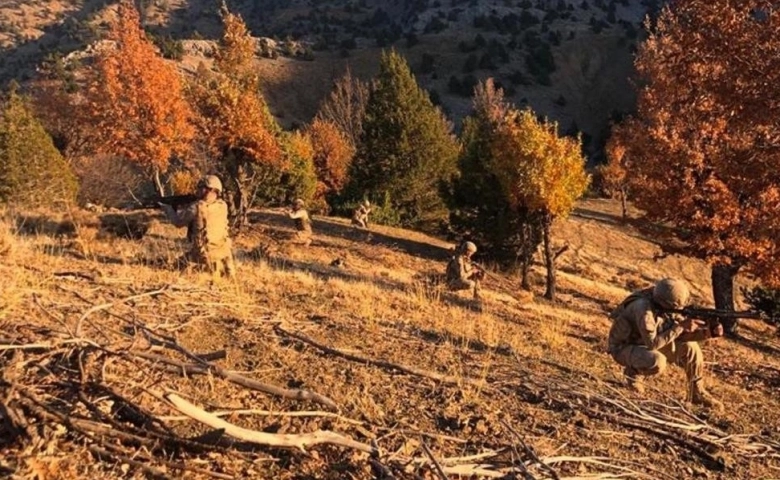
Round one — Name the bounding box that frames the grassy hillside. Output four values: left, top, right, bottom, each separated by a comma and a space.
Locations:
0, 0, 657, 159
1, 199, 778, 479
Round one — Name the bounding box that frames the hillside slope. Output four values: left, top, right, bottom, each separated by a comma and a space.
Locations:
1, 199, 779, 479
0, 0, 656, 159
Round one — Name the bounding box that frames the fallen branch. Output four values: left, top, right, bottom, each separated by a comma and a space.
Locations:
89, 446, 172, 480
132, 351, 338, 410
501, 419, 559, 480
94, 442, 235, 479
159, 392, 376, 454
76, 287, 168, 337
275, 326, 486, 388
541, 456, 661, 480
369, 458, 397, 480
158, 408, 363, 425
420, 440, 449, 480
0, 338, 99, 352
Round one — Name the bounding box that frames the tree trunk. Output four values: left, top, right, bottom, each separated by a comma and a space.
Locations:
153, 168, 166, 197
711, 264, 740, 335
619, 187, 628, 222
542, 212, 555, 301
520, 260, 531, 291
519, 222, 533, 291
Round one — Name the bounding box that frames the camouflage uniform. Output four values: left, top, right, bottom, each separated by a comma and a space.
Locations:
446, 241, 481, 299
351, 201, 371, 229
163, 176, 235, 278
289, 199, 312, 247
608, 278, 722, 409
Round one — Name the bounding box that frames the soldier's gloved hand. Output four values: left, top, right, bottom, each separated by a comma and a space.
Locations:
710, 322, 724, 338
159, 203, 176, 219
679, 317, 703, 333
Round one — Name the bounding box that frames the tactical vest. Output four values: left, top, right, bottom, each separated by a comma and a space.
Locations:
294, 210, 312, 233
192, 199, 231, 261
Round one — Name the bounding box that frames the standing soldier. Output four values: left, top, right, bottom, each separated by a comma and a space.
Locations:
288, 198, 312, 247
607, 278, 723, 410
160, 175, 235, 278
446, 241, 484, 300
351, 200, 372, 229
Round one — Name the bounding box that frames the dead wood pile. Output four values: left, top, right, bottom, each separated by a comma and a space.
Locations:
1, 275, 778, 479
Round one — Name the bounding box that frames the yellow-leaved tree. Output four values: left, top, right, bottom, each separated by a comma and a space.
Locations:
189, 4, 283, 227
490, 108, 590, 300
81, 0, 194, 195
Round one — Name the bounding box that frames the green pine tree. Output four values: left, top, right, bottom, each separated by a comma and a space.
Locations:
348, 50, 459, 231
448, 79, 542, 288
0, 85, 78, 208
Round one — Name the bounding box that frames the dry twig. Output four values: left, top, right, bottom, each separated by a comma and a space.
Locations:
157, 391, 376, 454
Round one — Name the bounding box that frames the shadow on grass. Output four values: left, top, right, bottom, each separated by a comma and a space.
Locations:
247, 210, 451, 262
729, 330, 780, 358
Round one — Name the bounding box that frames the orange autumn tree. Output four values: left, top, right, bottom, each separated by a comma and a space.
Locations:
490, 108, 590, 300
600, 131, 630, 221
308, 118, 354, 211
82, 0, 193, 195
190, 4, 282, 226
610, 1, 780, 331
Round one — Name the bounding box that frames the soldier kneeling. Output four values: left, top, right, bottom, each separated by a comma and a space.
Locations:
160, 175, 235, 278
446, 241, 484, 300
607, 278, 723, 410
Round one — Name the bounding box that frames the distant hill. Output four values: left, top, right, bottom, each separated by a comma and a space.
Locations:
0, 0, 664, 161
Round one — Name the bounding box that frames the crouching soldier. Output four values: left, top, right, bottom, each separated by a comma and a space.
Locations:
351, 200, 371, 229
607, 278, 723, 410
446, 241, 484, 300
288, 198, 312, 247
160, 175, 235, 278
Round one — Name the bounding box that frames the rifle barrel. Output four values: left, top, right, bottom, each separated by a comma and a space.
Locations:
674, 308, 763, 319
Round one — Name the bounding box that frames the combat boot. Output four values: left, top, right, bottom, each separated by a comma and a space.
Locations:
688, 380, 724, 412
624, 366, 645, 394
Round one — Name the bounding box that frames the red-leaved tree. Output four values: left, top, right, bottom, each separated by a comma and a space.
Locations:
609, 1, 780, 331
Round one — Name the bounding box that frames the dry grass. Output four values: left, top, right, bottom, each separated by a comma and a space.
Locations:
1, 201, 779, 479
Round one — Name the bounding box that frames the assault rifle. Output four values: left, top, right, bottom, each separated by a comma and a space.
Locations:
471, 262, 504, 283
140, 194, 198, 210
663, 306, 765, 338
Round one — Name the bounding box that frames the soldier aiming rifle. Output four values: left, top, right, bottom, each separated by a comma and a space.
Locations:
158, 175, 235, 278
607, 278, 733, 410
660, 306, 765, 338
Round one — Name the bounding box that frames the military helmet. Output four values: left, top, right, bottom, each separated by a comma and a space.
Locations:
293, 198, 305, 207
462, 241, 477, 254
652, 278, 690, 309
199, 175, 223, 193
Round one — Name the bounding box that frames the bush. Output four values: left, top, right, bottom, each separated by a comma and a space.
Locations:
168, 170, 199, 195
743, 286, 780, 330
148, 32, 184, 60
0, 87, 78, 209
74, 155, 146, 208
281, 131, 317, 207
335, 191, 401, 227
